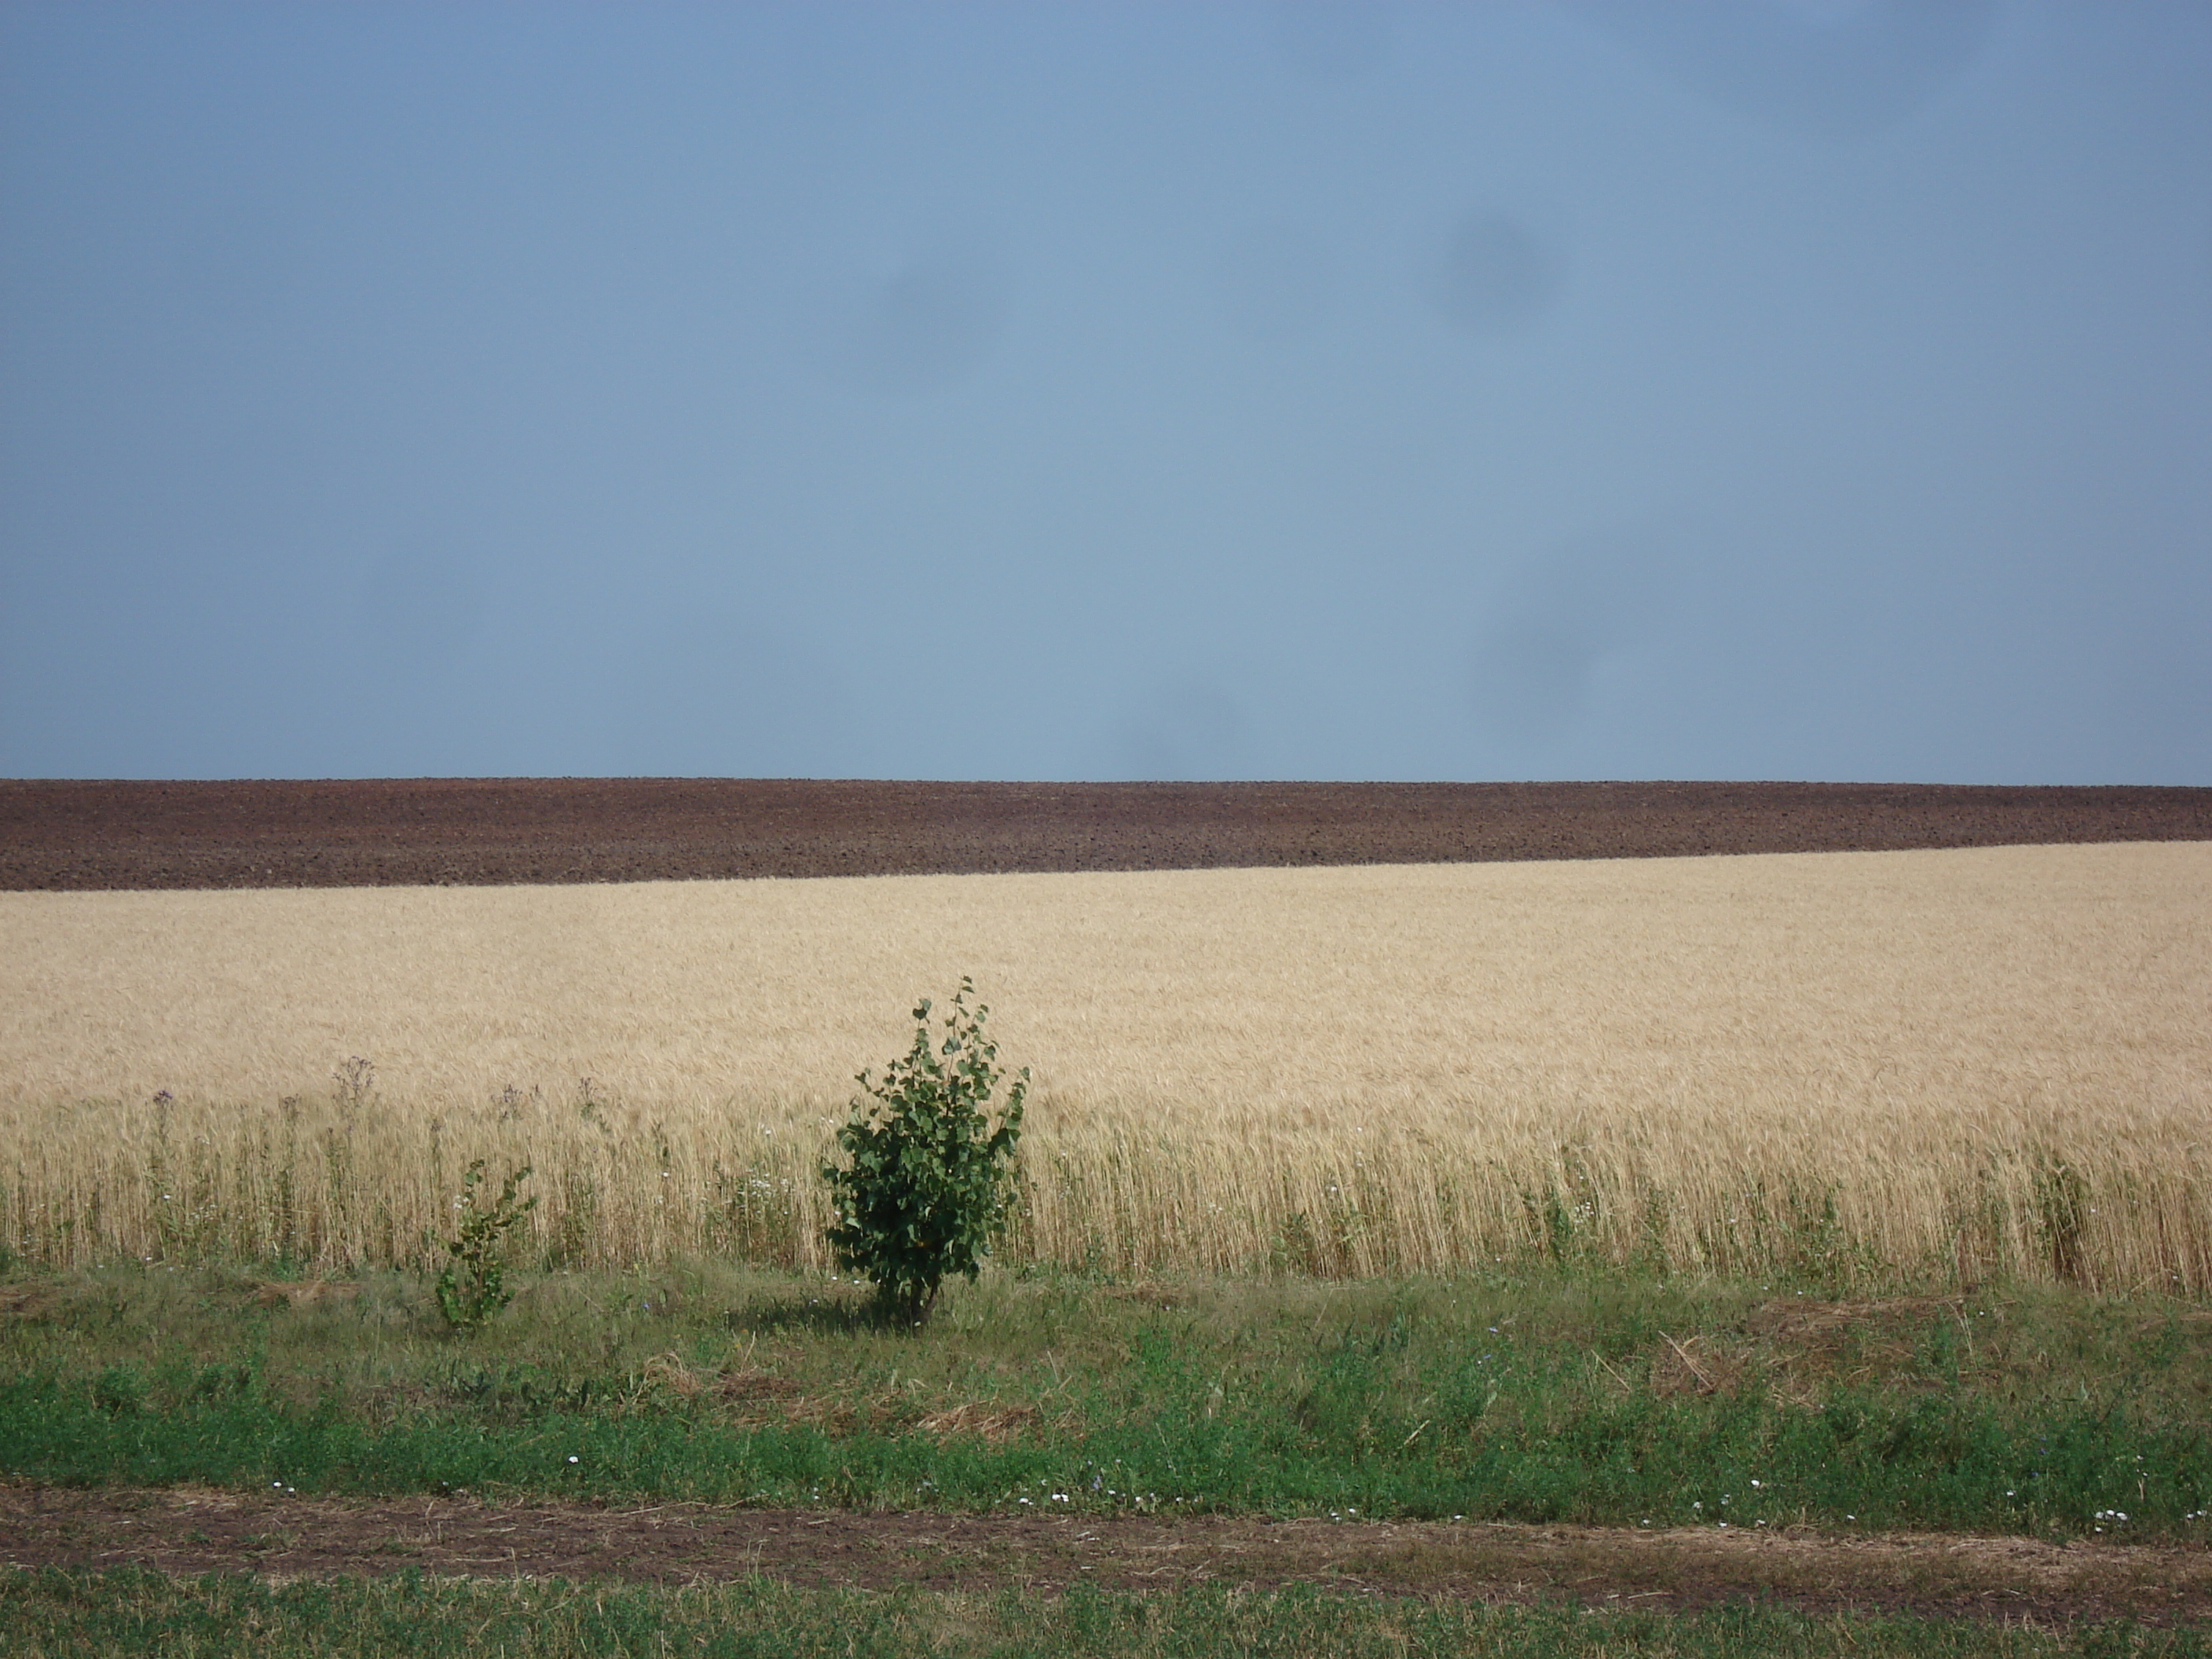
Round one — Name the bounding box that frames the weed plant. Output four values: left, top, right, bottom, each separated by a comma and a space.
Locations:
5, 1570, 2207, 1658
433, 1160, 534, 1332
2, 1262, 2207, 1541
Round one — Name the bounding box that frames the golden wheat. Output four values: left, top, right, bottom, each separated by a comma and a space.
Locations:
1, 842, 2205, 1289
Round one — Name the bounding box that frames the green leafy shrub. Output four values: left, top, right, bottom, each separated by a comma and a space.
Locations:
822, 979, 1027, 1327
435, 1160, 537, 1332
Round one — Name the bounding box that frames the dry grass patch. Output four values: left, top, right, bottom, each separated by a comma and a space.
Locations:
912, 1401, 1039, 1443
247, 1280, 361, 1311
620, 1352, 1035, 1442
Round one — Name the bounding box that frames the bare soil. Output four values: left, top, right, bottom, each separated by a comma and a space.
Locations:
4, 779, 2207, 891
1, 1488, 2203, 1623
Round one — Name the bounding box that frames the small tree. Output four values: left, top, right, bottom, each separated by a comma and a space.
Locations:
435, 1159, 537, 1332
822, 979, 1027, 1327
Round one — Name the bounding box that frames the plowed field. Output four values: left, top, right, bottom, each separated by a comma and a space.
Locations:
4, 778, 2207, 891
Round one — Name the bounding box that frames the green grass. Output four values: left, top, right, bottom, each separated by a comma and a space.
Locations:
5, 1571, 2208, 1659
2, 1262, 2208, 1538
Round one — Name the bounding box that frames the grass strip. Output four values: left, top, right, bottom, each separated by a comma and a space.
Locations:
5, 1267, 2208, 1538
3, 1368, 2210, 1538
6, 1570, 2210, 1659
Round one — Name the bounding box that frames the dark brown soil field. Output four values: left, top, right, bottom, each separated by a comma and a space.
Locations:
2, 779, 2207, 892
4, 1489, 2207, 1624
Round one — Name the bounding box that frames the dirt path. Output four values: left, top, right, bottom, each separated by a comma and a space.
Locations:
2, 1488, 2204, 1624
5, 778, 2207, 890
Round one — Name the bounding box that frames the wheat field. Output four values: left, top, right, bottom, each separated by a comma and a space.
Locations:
1, 841, 2206, 1290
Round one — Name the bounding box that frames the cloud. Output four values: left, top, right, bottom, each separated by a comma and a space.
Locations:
1468, 533, 1676, 749
820, 222, 1013, 397
1571, 0, 1998, 140
1426, 211, 1566, 334
853, 262, 1008, 394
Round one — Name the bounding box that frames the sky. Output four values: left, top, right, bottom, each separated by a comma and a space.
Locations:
1, 2, 2207, 784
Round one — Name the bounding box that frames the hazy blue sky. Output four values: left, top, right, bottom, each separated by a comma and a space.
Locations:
2, 2, 2207, 783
